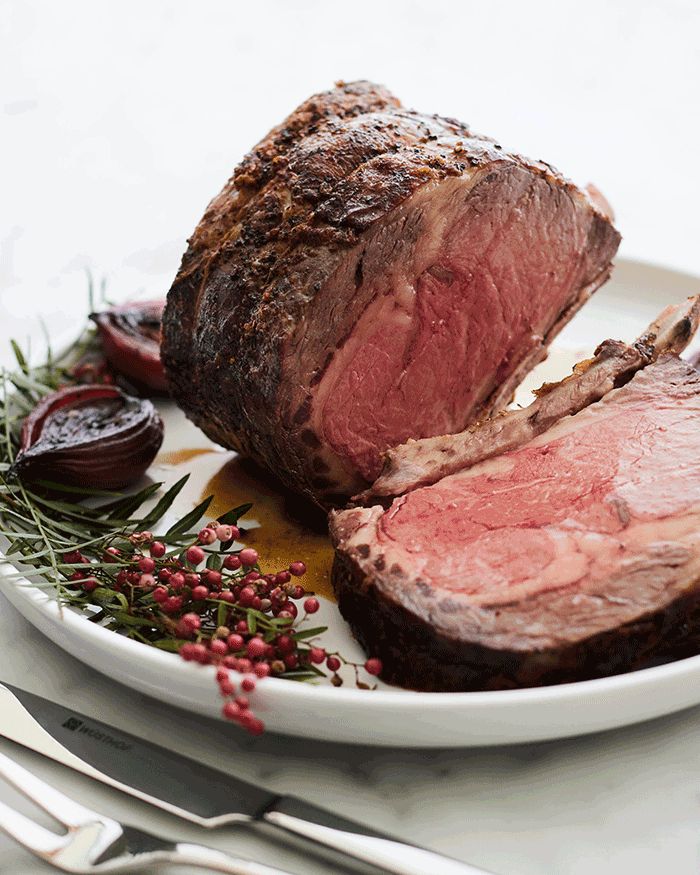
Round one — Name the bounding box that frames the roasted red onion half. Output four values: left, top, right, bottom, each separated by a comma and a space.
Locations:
13, 385, 163, 489
90, 300, 168, 394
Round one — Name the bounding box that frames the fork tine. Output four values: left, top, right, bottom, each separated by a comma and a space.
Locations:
0, 750, 104, 830
0, 796, 67, 857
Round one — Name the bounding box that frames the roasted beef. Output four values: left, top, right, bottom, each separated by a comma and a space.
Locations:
162, 80, 620, 505
361, 296, 700, 503
330, 299, 700, 691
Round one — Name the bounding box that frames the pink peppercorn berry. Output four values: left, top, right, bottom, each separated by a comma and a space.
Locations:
215, 524, 238, 542
238, 587, 256, 607
176, 613, 201, 636
276, 635, 294, 654
179, 643, 195, 661
326, 656, 341, 672
163, 595, 183, 614
204, 569, 222, 588
238, 548, 259, 567
277, 608, 295, 621
197, 527, 217, 545
303, 597, 320, 614
170, 572, 185, 590
150, 541, 166, 558
309, 647, 326, 664
246, 637, 267, 659
186, 545, 205, 565
219, 678, 236, 696
222, 701, 240, 720
137, 555, 155, 573
289, 561, 306, 577
209, 639, 228, 657
190, 643, 208, 663
223, 554, 241, 571
364, 658, 383, 676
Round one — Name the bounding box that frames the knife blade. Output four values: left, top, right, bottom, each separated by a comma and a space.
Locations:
0, 682, 494, 875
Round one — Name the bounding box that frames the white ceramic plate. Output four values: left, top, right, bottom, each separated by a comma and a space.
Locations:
2, 257, 700, 748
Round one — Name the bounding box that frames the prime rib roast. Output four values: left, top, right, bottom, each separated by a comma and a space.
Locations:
330, 297, 700, 691
162, 80, 620, 506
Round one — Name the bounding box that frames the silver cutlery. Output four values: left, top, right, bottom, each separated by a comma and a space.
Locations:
0, 748, 295, 874
0, 681, 496, 874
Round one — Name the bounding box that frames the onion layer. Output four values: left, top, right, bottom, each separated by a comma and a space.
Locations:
90, 300, 168, 394
14, 385, 164, 489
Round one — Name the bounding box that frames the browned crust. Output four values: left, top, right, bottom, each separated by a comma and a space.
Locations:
331, 549, 700, 692
162, 80, 620, 505
359, 295, 700, 503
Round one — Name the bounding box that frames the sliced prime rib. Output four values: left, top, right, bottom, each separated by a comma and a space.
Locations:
162, 80, 620, 506
330, 298, 700, 691
360, 295, 700, 503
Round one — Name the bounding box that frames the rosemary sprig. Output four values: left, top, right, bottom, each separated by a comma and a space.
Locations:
0, 311, 380, 734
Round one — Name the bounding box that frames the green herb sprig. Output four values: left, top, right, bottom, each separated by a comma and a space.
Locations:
0, 319, 371, 735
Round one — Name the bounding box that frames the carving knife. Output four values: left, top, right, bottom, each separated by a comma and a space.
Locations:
0, 682, 495, 875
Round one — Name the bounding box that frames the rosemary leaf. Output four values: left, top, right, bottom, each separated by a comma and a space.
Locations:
136, 474, 190, 529
100, 482, 163, 521
164, 494, 213, 539
10, 340, 29, 375
32, 479, 125, 498
218, 502, 253, 525
291, 626, 328, 641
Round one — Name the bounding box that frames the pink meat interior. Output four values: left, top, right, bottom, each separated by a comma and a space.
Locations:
377, 360, 700, 605
314, 168, 595, 482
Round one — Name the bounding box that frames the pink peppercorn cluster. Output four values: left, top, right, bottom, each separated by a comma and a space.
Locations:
216, 668, 263, 735
61, 523, 316, 734
60, 520, 382, 736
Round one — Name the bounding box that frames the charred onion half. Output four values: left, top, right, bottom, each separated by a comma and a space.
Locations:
13, 384, 163, 489
90, 300, 168, 394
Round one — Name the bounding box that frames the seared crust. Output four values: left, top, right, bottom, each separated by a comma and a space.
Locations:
331, 548, 700, 691
162, 80, 619, 504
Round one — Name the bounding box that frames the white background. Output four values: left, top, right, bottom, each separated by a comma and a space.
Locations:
2, 1, 700, 873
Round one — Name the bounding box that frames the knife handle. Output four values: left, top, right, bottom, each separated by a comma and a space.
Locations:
262, 797, 497, 875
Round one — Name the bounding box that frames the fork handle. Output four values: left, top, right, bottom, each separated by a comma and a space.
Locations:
171, 843, 297, 875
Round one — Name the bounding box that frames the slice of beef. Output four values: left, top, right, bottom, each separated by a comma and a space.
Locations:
360, 295, 700, 503
162, 80, 620, 506
330, 307, 700, 692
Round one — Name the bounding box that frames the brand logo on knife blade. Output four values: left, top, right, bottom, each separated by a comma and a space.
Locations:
61, 716, 132, 751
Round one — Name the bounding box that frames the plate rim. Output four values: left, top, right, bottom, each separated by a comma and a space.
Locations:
5, 554, 700, 715
3, 255, 700, 723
